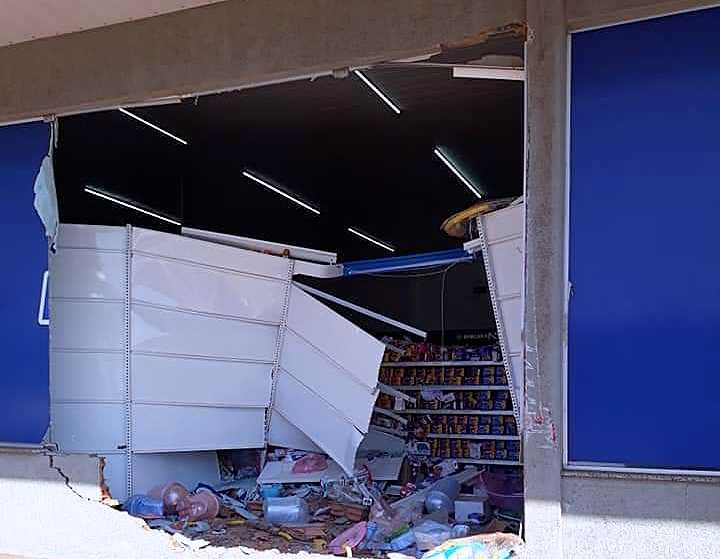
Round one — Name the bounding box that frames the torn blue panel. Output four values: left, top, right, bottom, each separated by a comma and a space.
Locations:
343, 249, 473, 276
0, 122, 50, 444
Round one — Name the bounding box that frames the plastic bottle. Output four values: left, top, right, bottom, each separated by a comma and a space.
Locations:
123, 495, 165, 518
177, 489, 220, 521
263, 496, 309, 524
388, 529, 416, 551
147, 482, 190, 515
425, 478, 460, 515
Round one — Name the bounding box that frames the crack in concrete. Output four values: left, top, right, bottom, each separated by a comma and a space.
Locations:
48, 454, 94, 502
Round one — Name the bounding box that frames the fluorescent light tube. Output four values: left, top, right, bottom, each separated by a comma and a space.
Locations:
84, 187, 182, 226
118, 108, 188, 145
433, 148, 483, 199
347, 227, 395, 252
452, 66, 525, 81
242, 171, 321, 215
353, 70, 401, 115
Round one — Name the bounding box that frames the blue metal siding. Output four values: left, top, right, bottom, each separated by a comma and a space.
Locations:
0, 122, 50, 444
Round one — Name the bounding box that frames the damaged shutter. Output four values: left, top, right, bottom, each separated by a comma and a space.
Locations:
476, 203, 524, 426
269, 284, 385, 473
50, 224, 383, 496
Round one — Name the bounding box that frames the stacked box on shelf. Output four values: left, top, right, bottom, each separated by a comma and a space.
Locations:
469, 440, 522, 462
378, 365, 508, 387
408, 414, 518, 436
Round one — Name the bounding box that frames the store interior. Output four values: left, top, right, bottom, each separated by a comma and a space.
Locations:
50, 32, 526, 555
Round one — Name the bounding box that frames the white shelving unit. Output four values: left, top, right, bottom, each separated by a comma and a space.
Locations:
397, 409, 515, 416
374, 356, 521, 467
391, 385, 509, 391
383, 361, 503, 367
458, 458, 522, 466
426, 433, 520, 441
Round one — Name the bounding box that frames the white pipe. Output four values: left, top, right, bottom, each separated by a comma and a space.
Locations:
293, 282, 427, 339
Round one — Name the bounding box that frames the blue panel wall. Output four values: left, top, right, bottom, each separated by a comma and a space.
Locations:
569, 8, 720, 469
0, 122, 50, 444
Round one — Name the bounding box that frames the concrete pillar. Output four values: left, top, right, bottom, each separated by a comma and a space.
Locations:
523, 0, 566, 557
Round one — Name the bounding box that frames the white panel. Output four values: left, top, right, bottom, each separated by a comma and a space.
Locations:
56, 224, 127, 251
101, 454, 128, 502
499, 297, 522, 349
257, 458, 346, 484
132, 354, 271, 407
132, 254, 285, 323
267, 411, 323, 453
483, 204, 524, 243
131, 304, 278, 361
132, 227, 291, 280
488, 241, 523, 298
50, 300, 125, 351
273, 371, 364, 474
132, 405, 265, 452
285, 286, 384, 388
50, 248, 126, 300
51, 403, 125, 453
133, 452, 220, 496
0, 1, 231, 47
281, 330, 377, 428
51, 351, 125, 402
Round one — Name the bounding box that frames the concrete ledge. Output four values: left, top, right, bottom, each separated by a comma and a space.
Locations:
0, 0, 524, 123
563, 466, 720, 485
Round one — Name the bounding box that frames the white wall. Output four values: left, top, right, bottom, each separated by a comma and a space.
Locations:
562, 475, 720, 557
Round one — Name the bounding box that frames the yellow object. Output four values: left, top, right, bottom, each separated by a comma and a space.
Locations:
277, 531, 293, 541
344, 544, 353, 558
226, 519, 246, 526
313, 538, 328, 551
441, 197, 518, 238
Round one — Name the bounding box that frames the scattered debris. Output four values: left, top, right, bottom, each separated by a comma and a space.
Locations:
129, 443, 523, 555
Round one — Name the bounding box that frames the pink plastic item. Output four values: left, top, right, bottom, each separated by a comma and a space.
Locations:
291, 453, 328, 474
329, 521, 368, 555
176, 489, 220, 521
147, 482, 190, 515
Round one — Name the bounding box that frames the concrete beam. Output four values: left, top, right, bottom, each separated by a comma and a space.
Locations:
567, 0, 719, 30
523, 0, 566, 557
0, 0, 524, 124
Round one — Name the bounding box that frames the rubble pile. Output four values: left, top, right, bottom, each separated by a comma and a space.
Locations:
120, 446, 524, 558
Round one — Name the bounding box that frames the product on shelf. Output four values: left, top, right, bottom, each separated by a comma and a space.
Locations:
380, 337, 501, 363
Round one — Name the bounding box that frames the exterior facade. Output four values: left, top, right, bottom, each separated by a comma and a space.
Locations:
1, 1, 720, 557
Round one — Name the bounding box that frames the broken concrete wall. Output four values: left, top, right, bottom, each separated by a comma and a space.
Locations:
0, 448, 182, 559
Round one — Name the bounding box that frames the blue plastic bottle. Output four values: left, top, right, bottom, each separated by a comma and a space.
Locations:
123, 495, 165, 518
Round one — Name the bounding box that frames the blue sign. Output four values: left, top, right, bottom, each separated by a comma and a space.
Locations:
0, 122, 50, 444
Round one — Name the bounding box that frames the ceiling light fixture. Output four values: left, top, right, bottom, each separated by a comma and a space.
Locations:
117, 107, 188, 145
242, 171, 321, 215
347, 227, 395, 252
433, 148, 483, 199
452, 65, 525, 81
353, 70, 401, 115
85, 187, 182, 226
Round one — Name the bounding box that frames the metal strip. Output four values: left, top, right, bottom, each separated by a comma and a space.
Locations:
264, 259, 295, 440
294, 282, 427, 338
123, 224, 134, 498
476, 216, 522, 427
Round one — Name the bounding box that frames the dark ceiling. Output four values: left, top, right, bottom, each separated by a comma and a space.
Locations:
55, 59, 523, 261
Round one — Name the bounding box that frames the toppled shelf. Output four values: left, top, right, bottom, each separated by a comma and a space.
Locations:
395, 409, 515, 416
426, 433, 520, 441
381, 361, 503, 367
388, 385, 509, 391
